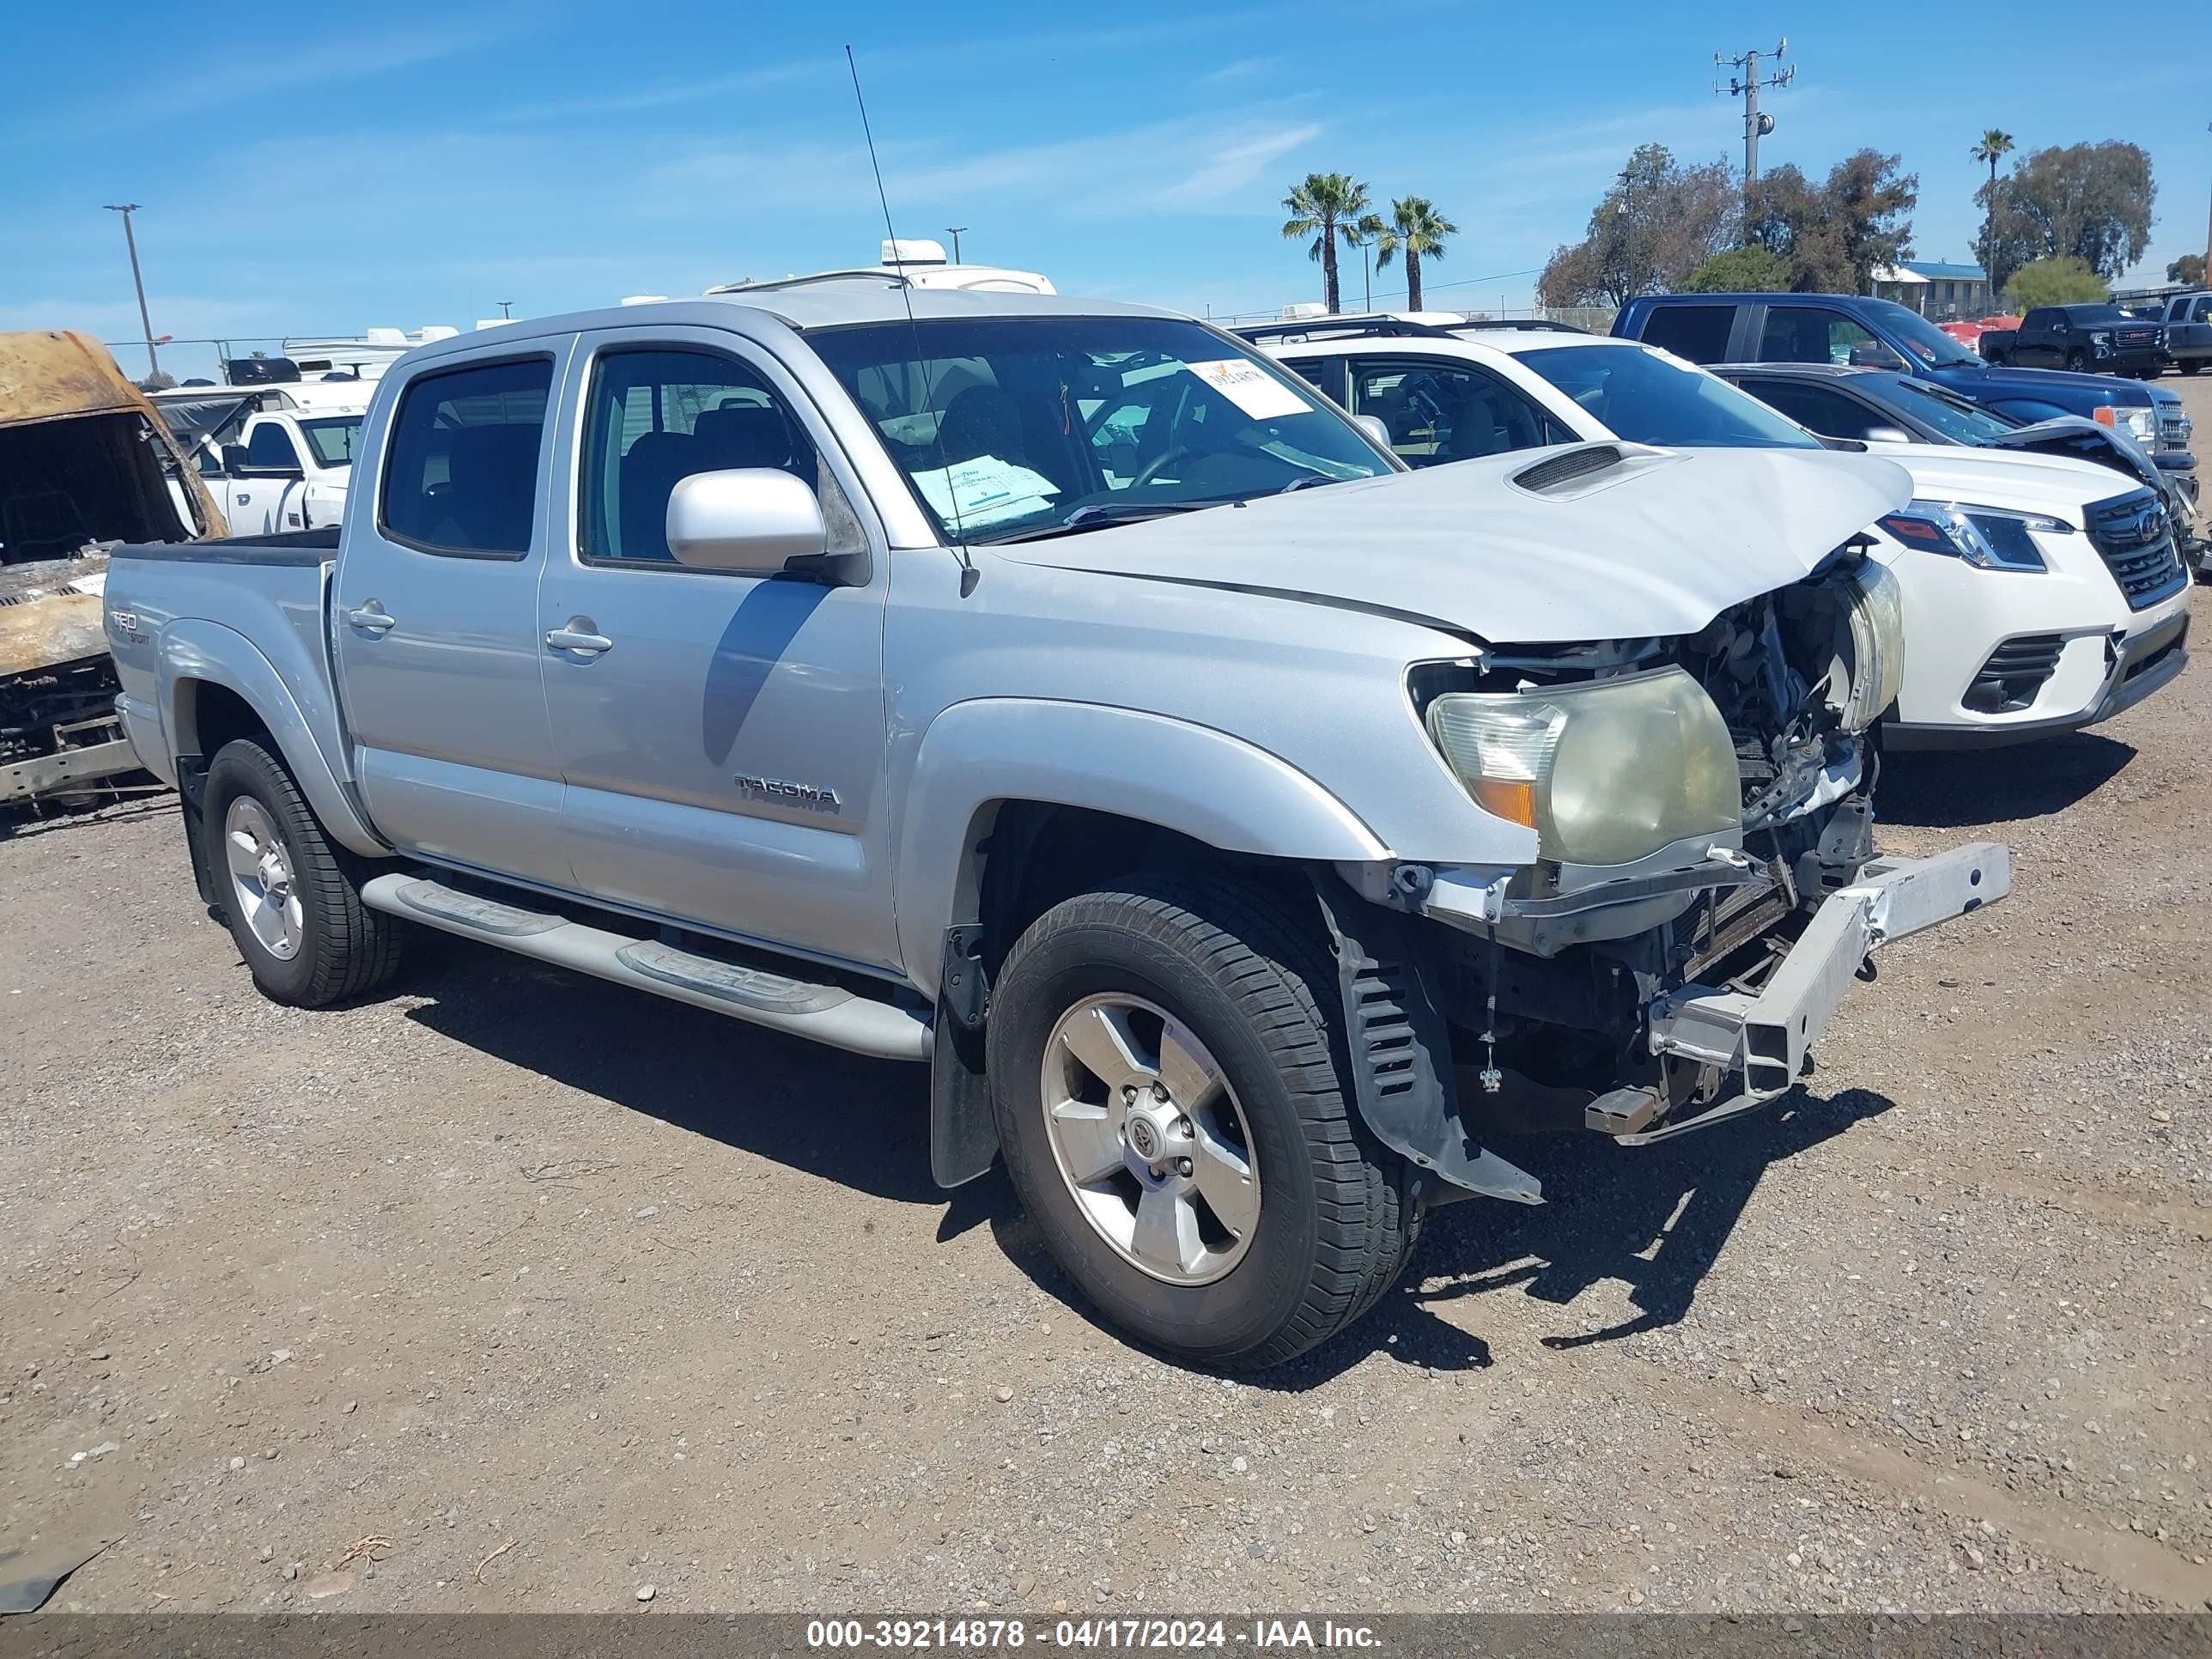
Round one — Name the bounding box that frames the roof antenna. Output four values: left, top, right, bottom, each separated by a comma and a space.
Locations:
847, 45, 977, 597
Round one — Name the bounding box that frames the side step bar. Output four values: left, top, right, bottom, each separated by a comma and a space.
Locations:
359, 873, 933, 1062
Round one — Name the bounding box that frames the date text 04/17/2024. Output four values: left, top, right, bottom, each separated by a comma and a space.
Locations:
803, 1620, 1382, 1650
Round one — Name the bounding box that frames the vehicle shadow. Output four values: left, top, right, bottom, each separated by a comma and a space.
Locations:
398, 941, 951, 1209
1877, 732, 2133, 827
398, 937, 1891, 1382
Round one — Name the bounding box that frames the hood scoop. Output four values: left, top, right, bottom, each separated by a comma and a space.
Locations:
1507, 441, 1685, 501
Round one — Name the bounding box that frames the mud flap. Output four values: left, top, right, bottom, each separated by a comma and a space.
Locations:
929, 925, 999, 1188
175, 753, 221, 912
1310, 876, 1542, 1206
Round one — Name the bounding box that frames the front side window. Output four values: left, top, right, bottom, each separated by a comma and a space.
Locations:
1733, 379, 1881, 441
1513, 344, 1820, 450
1758, 307, 1890, 368
806, 315, 1393, 544
243, 422, 301, 471
1348, 358, 1564, 465
579, 347, 860, 565
380, 357, 551, 556
298, 416, 362, 467
1636, 303, 1735, 364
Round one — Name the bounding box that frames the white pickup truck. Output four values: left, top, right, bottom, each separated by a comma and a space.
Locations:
102, 282, 2008, 1367
206, 406, 364, 536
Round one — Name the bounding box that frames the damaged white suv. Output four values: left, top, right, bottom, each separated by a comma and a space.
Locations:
106, 288, 2009, 1366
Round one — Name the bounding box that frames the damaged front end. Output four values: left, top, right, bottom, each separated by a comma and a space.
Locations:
1340, 544, 2008, 1198
1, 553, 138, 809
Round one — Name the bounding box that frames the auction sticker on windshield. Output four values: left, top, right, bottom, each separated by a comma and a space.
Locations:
1185, 359, 1308, 421
917, 456, 1061, 531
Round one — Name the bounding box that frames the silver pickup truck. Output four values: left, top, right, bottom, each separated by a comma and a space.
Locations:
104, 282, 2009, 1367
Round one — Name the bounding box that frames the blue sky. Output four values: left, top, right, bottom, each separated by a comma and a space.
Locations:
5, 0, 2208, 380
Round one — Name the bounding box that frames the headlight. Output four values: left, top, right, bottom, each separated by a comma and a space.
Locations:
1425, 667, 1740, 868
1842, 560, 1905, 732
2088, 331, 2112, 349
2094, 404, 2159, 444
1876, 499, 2059, 571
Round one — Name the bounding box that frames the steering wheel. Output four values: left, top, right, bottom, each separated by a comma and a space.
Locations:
1130, 445, 1194, 489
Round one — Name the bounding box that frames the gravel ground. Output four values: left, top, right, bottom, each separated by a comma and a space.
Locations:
3, 385, 2209, 1616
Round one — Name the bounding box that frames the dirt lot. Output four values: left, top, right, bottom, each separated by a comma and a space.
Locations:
3, 380, 2209, 1616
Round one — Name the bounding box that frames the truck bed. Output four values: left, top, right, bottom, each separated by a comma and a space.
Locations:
113, 526, 339, 565
105, 528, 348, 805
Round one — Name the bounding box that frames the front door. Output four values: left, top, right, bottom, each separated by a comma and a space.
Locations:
538, 329, 896, 973
331, 347, 574, 889
225, 418, 308, 535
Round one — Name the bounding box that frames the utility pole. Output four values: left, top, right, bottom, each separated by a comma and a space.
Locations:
498, 300, 514, 319
1617, 166, 1637, 301
103, 204, 159, 380
1715, 40, 1796, 206
2203, 121, 2210, 284
945, 226, 967, 263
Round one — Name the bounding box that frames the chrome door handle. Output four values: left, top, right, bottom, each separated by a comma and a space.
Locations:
346, 604, 397, 634
545, 623, 614, 657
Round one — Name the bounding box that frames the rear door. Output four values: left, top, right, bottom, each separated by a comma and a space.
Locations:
332, 346, 574, 888
1630, 301, 1741, 364
536, 326, 896, 971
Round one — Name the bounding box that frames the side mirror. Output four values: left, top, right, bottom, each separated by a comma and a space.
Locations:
222, 442, 251, 473
1862, 425, 1914, 444
1353, 415, 1393, 450
666, 467, 830, 576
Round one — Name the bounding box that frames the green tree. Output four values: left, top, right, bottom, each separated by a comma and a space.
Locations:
1980, 143, 2155, 291
1970, 129, 2013, 276
1537, 144, 1737, 306
1281, 173, 1373, 313
1747, 150, 1917, 294
1681, 245, 1794, 292
1374, 196, 1458, 312
2168, 252, 2206, 287
2003, 255, 2111, 312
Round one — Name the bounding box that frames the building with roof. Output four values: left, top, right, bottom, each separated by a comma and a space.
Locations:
1870, 261, 1993, 319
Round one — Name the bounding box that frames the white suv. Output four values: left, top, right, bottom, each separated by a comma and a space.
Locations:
1245, 318, 2191, 749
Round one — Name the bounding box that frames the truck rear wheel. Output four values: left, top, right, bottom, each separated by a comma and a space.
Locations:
987, 871, 1418, 1370
201, 737, 404, 1008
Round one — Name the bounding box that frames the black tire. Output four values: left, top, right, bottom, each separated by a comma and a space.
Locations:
988, 870, 1418, 1370
2064, 348, 2088, 372
201, 737, 404, 1007
2183, 361, 2202, 377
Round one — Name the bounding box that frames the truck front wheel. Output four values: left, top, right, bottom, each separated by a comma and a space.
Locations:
987, 872, 1417, 1370
201, 738, 404, 1007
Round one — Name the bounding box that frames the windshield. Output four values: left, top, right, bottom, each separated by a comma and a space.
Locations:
2065, 306, 2130, 326
1866, 300, 1982, 368
1511, 343, 1820, 450
807, 315, 1395, 543
1885, 380, 2020, 443
299, 416, 362, 467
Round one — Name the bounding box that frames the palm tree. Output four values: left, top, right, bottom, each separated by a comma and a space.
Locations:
1281, 173, 1372, 313
1971, 129, 2014, 277
1374, 196, 1459, 313
1344, 210, 1385, 310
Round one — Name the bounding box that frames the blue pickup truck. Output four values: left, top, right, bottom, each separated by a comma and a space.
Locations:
1612, 293, 2195, 482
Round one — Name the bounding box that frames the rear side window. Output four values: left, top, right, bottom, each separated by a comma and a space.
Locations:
380, 357, 552, 557
1636, 304, 1735, 364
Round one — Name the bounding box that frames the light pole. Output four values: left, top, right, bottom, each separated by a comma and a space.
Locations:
103, 204, 159, 380
945, 226, 968, 263
498, 301, 514, 319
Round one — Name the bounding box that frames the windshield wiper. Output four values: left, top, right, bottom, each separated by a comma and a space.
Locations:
975, 500, 1215, 544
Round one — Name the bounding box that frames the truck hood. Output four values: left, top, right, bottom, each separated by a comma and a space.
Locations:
1937, 362, 2173, 410
994, 444, 1912, 643
1859, 441, 2140, 526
